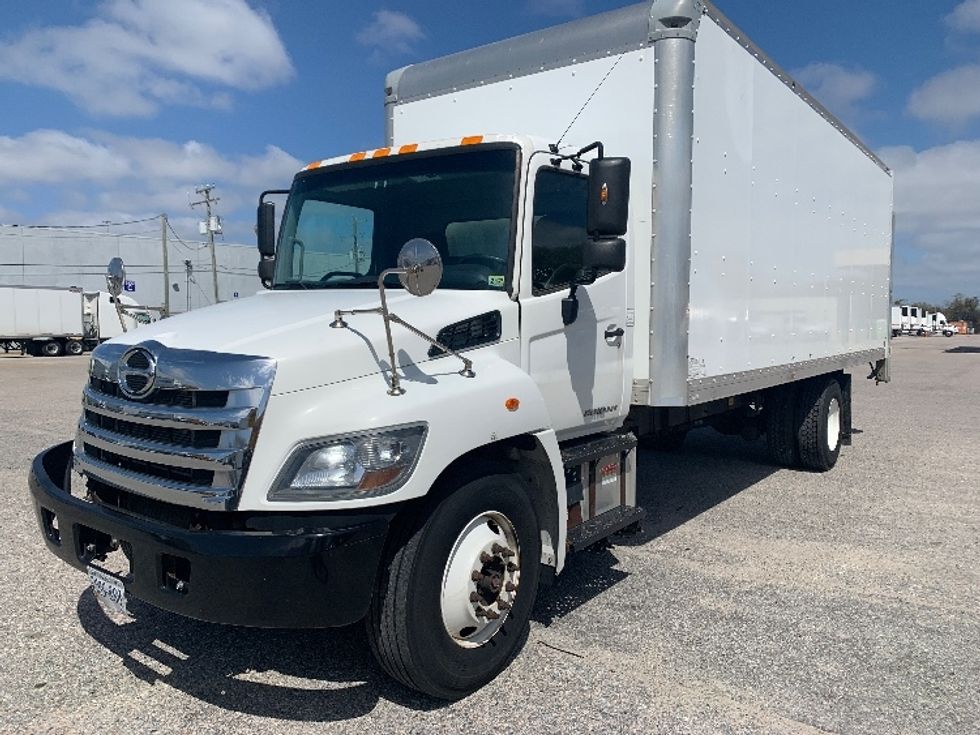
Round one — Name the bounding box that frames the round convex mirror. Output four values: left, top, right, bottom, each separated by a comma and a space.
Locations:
106, 257, 126, 298
397, 238, 443, 297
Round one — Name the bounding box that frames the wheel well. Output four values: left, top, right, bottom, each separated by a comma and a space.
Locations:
425, 435, 559, 569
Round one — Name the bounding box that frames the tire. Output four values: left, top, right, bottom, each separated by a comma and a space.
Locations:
367, 467, 541, 700
66, 340, 84, 355
766, 384, 799, 467
797, 378, 843, 472
40, 341, 63, 357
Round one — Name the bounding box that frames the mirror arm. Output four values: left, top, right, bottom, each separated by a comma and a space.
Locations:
387, 313, 475, 379
331, 266, 475, 396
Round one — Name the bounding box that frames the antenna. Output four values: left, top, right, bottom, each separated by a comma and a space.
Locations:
554, 53, 626, 150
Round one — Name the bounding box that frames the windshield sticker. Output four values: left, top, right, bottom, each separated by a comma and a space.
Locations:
488, 275, 505, 287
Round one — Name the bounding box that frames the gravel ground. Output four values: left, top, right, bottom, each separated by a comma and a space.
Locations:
1, 336, 977, 735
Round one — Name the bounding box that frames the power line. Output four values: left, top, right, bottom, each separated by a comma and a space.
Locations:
0, 215, 163, 230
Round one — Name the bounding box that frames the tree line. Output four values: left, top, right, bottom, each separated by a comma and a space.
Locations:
894, 293, 979, 327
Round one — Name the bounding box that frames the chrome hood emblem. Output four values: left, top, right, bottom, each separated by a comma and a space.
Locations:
116, 346, 157, 399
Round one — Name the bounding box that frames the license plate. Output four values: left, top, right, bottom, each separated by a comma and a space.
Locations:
87, 566, 130, 616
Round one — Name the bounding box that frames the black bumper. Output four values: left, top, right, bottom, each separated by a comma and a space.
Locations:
29, 442, 394, 628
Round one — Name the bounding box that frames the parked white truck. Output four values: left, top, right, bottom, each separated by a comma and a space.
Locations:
1, 286, 144, 356
29, 0, 892, 699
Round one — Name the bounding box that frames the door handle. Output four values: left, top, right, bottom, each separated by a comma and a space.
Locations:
604, 326, 624, 339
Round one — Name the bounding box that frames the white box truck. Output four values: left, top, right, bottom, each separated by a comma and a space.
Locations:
29, 0, 892, 699
0, 286, 145, 356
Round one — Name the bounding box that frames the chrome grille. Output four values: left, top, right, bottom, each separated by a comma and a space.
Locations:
75, 341, 276, 510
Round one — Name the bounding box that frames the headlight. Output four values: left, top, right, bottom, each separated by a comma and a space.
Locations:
268, 424, 427, 501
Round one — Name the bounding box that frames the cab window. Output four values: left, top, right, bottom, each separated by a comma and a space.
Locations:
531, 169, 589, 295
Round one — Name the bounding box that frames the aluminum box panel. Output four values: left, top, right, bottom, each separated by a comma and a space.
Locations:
683, 17, 892, 398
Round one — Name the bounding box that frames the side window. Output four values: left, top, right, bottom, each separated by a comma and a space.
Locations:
531, 169, 589, 295
289, 200, 374, 281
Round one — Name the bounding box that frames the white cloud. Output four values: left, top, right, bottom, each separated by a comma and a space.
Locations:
793, 63, 876, 124
356, 10, 425, 56
907, 65, 980, 126
946, 0, 980, 33
526, 0, 585, 16
0, 0, 294, 117
0, 128, 301, 242
880, 141, 980, 297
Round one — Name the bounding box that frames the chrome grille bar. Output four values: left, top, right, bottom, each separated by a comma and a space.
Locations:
78, 420, 244, 471
82, 386, 255, 430
74, 449, 236, 509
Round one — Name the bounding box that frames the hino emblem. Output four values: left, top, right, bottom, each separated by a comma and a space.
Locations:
117, 347, 157, 400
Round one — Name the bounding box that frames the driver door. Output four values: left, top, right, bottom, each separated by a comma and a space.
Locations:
520, 161, 629, 441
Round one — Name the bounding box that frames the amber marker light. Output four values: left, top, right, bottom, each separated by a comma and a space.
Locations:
505, 398, 520, 412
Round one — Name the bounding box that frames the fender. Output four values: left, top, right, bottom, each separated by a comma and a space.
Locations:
240, 354, 566, 526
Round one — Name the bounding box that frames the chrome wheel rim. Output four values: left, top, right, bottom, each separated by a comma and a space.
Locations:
440, 511, 520, 648
827, 396, 841, 452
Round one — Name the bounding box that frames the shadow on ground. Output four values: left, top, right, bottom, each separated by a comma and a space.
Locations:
77, 590, 442, 720
77, 429, 778, 720
945, 346, 980, 354
533, 429, 779, 624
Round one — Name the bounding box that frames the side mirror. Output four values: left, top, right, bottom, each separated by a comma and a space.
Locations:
396, 238, 443, 297
583, 237, 626, 273
258, 258, 275, 289
106, 257, 125, 298
257, 201, 276, 257
587, 157, 631, 237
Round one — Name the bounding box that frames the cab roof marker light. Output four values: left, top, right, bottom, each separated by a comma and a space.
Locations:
373, 147, 392, 158
461, 135, 484, 146
349, 152, 367, 162
398, 144, 419, 154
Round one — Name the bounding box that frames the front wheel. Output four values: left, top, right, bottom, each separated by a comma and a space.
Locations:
366, 468, 541, 699
66, 340, 84, 355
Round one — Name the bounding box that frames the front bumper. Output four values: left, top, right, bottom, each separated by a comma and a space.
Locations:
29, 442, 394, 628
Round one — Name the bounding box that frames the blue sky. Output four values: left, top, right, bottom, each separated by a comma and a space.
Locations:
1, 0, 979, 303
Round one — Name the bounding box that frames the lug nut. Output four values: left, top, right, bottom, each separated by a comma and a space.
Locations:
492, 544, 515, 558
474, 607, 487, 618
484, 609, 500, 620
506, 562, 519, 572
469, 592, 480, 603
505, 582, 518, 593
497, 599, 512, 611
480, 551, 493, 564
471, 570, 483, 582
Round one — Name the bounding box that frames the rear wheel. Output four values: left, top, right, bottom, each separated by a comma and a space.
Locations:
366, 468, 541, 700
40, 341, 63, 357
766, 385, 799, 467
797, 378, 843, 472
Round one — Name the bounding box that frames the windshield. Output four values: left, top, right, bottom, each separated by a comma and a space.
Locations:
273, 146, 519, 291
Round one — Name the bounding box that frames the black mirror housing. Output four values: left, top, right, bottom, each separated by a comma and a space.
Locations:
587, 157, 631, 237
584, 237, 626, 273
258, 257, 275, 288
257, 201, 276, 257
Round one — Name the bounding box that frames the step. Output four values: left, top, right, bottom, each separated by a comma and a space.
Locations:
567, 505, 646, 553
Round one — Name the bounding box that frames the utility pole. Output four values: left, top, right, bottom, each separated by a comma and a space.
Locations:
184, 259, 193, 313
161, 213, 170, 317
191, 184, 221, 304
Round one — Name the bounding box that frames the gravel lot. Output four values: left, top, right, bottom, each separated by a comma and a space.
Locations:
1, 336, 978, 735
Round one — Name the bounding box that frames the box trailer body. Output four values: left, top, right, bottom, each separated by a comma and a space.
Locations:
29, 0, 894, 700
1, 286, 143, 355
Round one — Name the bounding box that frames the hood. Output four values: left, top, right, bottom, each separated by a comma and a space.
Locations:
107, 289, 512, 394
